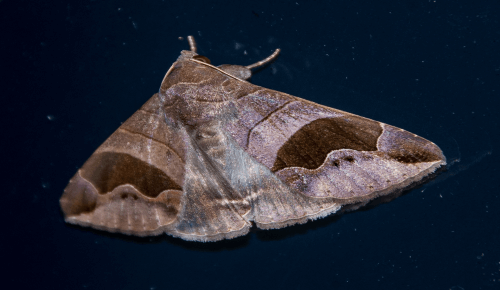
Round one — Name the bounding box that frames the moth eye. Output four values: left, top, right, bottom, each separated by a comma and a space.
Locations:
193, 55, 211, 64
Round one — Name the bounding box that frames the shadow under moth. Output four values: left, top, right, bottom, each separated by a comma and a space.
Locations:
60, 36, 446, 242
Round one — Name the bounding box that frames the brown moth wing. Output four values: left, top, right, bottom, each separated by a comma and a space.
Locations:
60, 89, 187, 236
226, 87, 446, 210
197, 58, 445, 231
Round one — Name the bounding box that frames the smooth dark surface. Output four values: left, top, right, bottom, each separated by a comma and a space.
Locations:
2, 0, 499, 289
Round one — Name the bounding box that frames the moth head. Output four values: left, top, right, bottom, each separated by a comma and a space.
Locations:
175, 51, 212, 65
179, 36, 280, 81
176, 50, 198, 62
189, 53, 252, 80
192, 55, 211, 64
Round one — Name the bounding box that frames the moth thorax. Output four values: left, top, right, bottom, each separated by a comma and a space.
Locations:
170, 100, 238, 128
186, 121, 226, 152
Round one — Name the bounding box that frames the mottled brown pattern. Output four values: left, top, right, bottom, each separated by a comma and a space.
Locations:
245, 100, 293, 148
120, 110, 185, 163
380, 124, 444, 164
159, 56, 214, 97
60, 170, 182, 235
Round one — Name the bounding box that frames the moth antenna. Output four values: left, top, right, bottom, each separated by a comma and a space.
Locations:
187, 35, 197, 53
246, 49, 281, 70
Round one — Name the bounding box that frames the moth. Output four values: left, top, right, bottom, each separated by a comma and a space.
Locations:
60, 36, 446, 242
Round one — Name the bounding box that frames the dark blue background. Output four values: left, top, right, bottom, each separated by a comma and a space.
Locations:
2, 0, 499, 289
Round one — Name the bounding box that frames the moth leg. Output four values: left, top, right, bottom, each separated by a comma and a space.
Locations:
246, 49, 281, 69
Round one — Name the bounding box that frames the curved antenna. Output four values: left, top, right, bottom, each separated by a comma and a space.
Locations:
186, 35, 280, 69
187, 35, 197, 53
246, 49, 281, 70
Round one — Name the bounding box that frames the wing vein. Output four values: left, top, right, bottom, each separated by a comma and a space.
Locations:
245, 100, 294, 148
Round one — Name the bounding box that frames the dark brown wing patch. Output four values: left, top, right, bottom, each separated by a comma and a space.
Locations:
271, 116, 383, 171
80, 152, 182, 198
